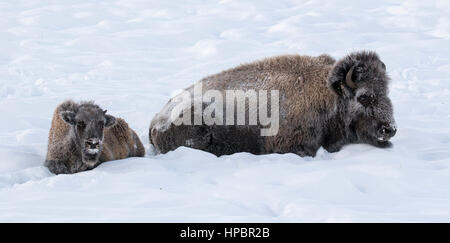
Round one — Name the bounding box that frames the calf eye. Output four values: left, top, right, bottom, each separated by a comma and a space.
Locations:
357, 94, 375, 107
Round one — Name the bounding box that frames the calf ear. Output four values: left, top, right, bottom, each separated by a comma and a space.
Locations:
59, 111, 76, 125
105, 114, 116, 127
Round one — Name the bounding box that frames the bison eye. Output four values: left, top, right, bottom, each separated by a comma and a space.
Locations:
98, 121, 104, 128
77, 121, 86, 129
357, 94, 376, 107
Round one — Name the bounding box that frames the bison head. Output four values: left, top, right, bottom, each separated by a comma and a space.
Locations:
59, 102, 116, 168
328, 51, 397, 148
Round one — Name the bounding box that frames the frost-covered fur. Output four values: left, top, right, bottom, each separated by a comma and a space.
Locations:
45, 100, 145, 174
150, 51, 396, 157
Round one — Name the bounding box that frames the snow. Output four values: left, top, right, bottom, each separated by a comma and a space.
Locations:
0, 0, 449, 222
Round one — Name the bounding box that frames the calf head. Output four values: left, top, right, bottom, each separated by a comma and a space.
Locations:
329, 51, 397, 147
59, 102, 116, 168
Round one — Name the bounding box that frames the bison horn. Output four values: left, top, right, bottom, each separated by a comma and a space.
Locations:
379, 61, 386, 71
345, 65, 356, 89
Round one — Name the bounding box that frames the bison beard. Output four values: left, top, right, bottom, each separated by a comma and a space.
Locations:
149, 50, 397, 157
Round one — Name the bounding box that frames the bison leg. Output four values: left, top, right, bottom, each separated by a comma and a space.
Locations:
44, 160, 71, 175
131, 130, 145, 157
150, 123, 213, 155
323, 141, 344, 153
293, 143, 319, 157
371, 140, 393, 148
151, 123, 264, 156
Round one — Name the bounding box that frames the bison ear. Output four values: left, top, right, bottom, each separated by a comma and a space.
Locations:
59, 111, 76, 125
105, 114, 116, 127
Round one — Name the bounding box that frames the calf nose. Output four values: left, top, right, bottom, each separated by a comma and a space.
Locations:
378, 125, 397, 138
86, 138, 100, 149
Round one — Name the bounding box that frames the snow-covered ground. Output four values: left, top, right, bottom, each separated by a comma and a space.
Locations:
0, 0, 449, 222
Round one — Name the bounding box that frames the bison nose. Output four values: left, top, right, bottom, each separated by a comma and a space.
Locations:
378, 125, 397, 138
85, 138, 100, 149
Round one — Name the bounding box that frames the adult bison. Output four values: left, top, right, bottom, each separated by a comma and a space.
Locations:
149, 51, 396, 157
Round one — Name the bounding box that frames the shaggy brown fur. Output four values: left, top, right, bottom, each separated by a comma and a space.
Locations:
150, 51, 396, 157
100, 118, 145, 161
45, 100, 145, 174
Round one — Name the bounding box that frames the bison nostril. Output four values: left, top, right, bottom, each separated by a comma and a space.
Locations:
86, 139, 100, 149
389, 128, 397, 137
379, 126, 396, 137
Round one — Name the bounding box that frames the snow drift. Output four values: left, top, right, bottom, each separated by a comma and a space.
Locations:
0, 0, 449, 222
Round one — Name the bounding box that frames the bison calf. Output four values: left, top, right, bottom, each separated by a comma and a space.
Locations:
45, 100, 145, 174
150, 50, 397, 157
